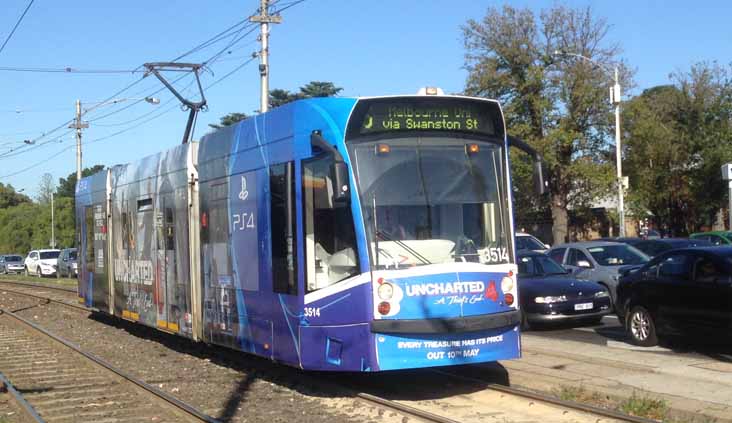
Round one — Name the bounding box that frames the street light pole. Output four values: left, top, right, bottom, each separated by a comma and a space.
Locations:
612, 66, 626, 237
555, 50, 626, 236
51, 192, 55, 249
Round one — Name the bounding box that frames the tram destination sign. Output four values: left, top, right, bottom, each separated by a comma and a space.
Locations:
355, 99, 497, 136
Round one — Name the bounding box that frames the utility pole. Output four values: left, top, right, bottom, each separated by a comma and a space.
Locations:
250, 0, 281, 113
69, 99, 88, 181
612, 66, 625, 237
50, 192, 55, 249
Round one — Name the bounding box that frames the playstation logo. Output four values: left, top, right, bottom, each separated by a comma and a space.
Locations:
238, 176, 248, 201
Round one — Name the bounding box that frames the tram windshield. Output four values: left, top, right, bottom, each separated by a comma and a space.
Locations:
349, 137, 510, 268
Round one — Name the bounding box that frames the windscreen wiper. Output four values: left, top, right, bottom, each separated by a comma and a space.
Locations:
376, 230, 432, 266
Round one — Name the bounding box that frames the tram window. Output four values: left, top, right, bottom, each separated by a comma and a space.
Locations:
270, 162, 298, 295
85, 206, 95, 272
137, 198, 153, 212
165, 207, 175, 251
303, 153, 360, 292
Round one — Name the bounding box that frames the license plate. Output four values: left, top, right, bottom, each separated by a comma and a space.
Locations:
574, 302, 593, 311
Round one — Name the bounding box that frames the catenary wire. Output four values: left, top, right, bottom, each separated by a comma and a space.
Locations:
0, 0, 305, 165
0, 0, 36, 56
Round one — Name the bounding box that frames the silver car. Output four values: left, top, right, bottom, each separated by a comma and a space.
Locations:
0, 255, 25, 274
548, 241, 649, 307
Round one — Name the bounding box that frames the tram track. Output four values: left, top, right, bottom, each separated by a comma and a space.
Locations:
0, 306, 219, 422
0, 280, 659, 423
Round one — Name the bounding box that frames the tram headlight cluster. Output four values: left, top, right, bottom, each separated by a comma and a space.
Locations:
377, 282, 394, 300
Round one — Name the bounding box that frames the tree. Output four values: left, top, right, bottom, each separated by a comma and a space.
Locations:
0, 183, 30, 209
463, 5, 626, 243
269, 88, 302, 108
56, 165, 105, 199
624, 63, 732, 235
208, 112, 248, 130
299, 81, 343, 98
37, 173, 54, 205
269, 81, 343, 108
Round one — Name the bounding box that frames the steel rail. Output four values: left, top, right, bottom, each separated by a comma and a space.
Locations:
431, 369, 660, 423
0, 370, 45, 423
0, 278, 77, 293
355, 392, 461, 423
0, 306, 221, 423
0, 285, 90, 312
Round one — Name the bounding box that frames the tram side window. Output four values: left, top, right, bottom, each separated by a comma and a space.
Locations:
270, 162, 298, 295
303, 153, 360, 292
85, 206, 95, 272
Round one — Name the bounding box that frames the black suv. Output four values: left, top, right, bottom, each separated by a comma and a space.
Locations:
617, 247, 732, 346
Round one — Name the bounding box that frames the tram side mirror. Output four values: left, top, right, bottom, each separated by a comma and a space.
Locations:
331, 161, 351, 203
533, 159, 547, 196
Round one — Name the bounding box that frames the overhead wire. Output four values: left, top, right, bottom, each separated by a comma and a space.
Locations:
0, 0, 308, 176
0, 0, 36, 56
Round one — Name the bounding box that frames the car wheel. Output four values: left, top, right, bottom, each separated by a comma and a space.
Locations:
37, 266, 43, 278
56, 269, 61, 279
24, 266, 29, 276
627, 306, 658, 347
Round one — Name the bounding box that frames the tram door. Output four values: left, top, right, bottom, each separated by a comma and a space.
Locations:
156, 194, 180, 333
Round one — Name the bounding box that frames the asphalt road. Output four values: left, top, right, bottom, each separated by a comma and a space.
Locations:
526, 315, 732, 363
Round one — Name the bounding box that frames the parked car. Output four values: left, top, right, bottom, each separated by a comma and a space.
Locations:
516, 233, 550, 253
56, 248, 78, 278
0, 255, 25, 274
630, 238, 712, 258
548, 241, 649, 307
517, 252, 612, 328
24, 249, 60, 277
617, 247, 732, 346
689, 231, 732, 246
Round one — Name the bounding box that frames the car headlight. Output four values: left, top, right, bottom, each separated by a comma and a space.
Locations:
594, 290, 609, 298
534, 295, 568, 304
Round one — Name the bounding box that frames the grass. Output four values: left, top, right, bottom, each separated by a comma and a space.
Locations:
554, 385, 670, 421
619, 392, 669, 421
0, 273, 77, 287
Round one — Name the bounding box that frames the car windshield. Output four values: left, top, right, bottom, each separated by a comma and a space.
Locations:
586, 245, 648, 266
518, 255, 567, 276
518, 236, 545, 251
40, 251, 60, 259
5, 256, 22, 262
350, 137, 510, 268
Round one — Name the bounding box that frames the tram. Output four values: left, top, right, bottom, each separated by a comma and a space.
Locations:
76, 88, 543, 371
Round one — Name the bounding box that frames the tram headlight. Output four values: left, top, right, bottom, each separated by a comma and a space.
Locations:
377, 282, 394, 300
500, 276, 513, 293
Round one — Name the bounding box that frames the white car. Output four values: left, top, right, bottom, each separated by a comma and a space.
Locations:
24, 249, 61, 277
516, 233, 550, 253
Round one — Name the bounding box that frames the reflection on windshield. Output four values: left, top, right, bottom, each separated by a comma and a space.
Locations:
40, 251, 60, 260
351, 137, 509, 269
518, 255, 567, 276
587, 245, 648, 266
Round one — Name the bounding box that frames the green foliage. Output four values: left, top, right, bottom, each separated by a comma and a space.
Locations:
619, 392, 668, 420
208, 112, 248, 130
0, 196, 75, 253
269, 81, 343, 108
463, 5, 627, 243
0, 182, 30, 208
624, 63, 732, 234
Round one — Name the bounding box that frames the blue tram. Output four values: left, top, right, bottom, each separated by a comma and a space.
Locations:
76, 90, 537, 371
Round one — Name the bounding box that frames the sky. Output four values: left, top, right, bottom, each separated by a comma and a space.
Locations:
1, 0, 731, 198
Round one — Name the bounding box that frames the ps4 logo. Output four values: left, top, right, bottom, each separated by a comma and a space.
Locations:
238, 176, 248, 201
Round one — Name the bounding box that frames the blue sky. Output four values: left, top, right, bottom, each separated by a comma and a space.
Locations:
1, 0, 731, 197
